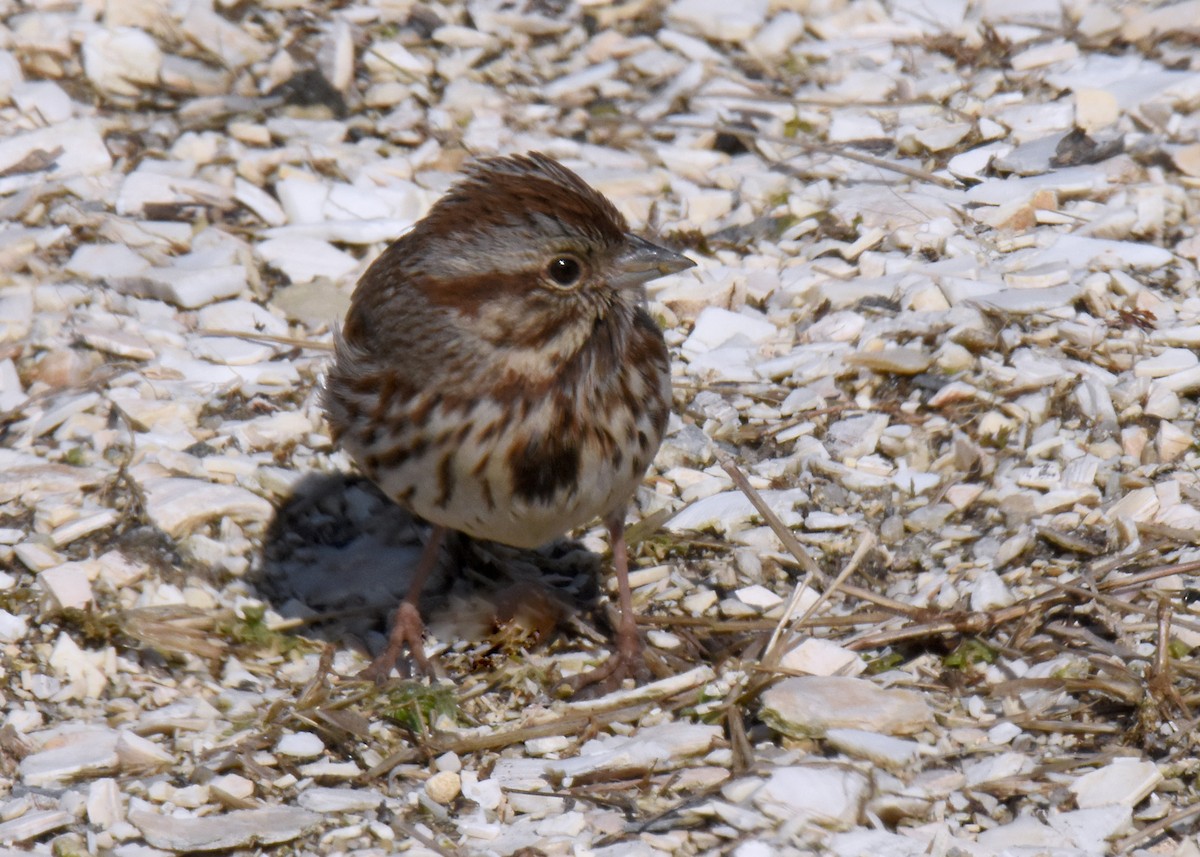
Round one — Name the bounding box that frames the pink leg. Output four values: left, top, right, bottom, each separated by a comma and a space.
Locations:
568, 512, 649, 693
360, 525, 447, 682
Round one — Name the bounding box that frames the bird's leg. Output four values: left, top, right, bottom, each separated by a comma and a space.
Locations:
610, 517, 643, 668
360, 524, 447, 683
567, 511, 650, 694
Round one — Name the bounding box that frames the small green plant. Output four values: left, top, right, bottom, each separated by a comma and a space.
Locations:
943, 638, 997, 669
219, 604, 303, 655
782, 116, 815, 138
381, 681, 460, 733
865, 651, 905, 674
1168, 638, 1192, 659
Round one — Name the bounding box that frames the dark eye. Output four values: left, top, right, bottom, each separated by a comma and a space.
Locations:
546, 255, 583, 287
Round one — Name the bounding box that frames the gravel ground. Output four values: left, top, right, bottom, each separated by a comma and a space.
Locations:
2, 0, 1200, 854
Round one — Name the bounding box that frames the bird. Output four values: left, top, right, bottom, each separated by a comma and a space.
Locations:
322, 151, 694, 691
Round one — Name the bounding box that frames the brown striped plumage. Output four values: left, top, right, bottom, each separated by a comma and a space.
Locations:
323, 152, 694, 688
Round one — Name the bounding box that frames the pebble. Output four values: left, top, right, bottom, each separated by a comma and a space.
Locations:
525, 736, 571, 756
735, 584, 782, 611
969, 570, 1015, 611
964, 752, 1034, 787
425, 771, 462, 805
0, 118, 113, 179
825, 414, 889, 460
462, 773, 503, 812
49, 509, 121, 547
149, 265, 250, 309
976, 814, 1061, 851
115, 730, 174, 770
844, 347, 932, 375
81, 26, 162, 97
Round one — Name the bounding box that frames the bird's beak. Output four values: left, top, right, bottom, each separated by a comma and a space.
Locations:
610, 234, 696, 290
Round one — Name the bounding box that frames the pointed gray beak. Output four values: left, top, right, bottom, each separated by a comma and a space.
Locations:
610, 234, 695, 290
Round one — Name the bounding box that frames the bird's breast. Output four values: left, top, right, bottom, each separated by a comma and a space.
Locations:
344, 322, 669, 549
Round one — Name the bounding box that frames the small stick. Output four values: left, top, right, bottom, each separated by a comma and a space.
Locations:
1114, 801, 1200, 853
763, 529, 877, 666
199, 328, 334, 351
652, 117, 958, 188
364, 668, 712, 777
715, 449, 821, 578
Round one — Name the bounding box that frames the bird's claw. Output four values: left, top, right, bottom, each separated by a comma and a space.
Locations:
359, 601, 435, 683
561, 623, 649, 698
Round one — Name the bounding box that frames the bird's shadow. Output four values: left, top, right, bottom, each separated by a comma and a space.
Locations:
255, 472, 603, 659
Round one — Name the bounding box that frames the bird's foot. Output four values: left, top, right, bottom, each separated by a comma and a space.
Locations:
562, 625, 650, 698
359, 601, 435, 683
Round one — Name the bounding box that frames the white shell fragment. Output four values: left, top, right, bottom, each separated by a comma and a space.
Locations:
141, 478, 275, 537
82, 27, 162, 97
761, 677, 934, 738
297, 787, 384, 813
129, 807, 322, 851
754, 766, 870, 827
1070, 760, 1163, 809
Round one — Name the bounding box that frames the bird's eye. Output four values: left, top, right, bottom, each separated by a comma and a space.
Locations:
546, 255, 583, 288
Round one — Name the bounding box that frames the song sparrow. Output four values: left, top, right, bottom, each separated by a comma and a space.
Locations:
323, 152, 694, 690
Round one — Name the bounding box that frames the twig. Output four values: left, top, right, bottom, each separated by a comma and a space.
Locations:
763, 529, 877, 668
500, 787, 634, 816
364, 668, 713, 777
715, 449, 821, 578
848, 561, 1200, 651
635, 612, 897, 632
653, 118, 957, 188
1146, 597, 1195, 729
1099, 558, 1200, 592
1115, 801, 1200, 853
1012, 719, 1123, 735
726, 702, 753, 774
1052, 580, 1200, 638
393, 821, 461, 857
200, 328, 334, 351
714, 448, 919, 629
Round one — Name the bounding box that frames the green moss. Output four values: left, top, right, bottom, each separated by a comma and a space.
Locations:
218, 604, 305, 655
943, 638, 997, 669
380, 681, 460, 733
864, 652, 905, 674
